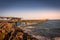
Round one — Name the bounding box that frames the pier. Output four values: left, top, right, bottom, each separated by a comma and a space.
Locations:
0, 16, 48, 27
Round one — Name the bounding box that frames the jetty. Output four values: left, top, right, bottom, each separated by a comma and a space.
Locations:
0, 16, 48, 27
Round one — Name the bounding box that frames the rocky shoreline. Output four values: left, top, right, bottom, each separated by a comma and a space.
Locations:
0, 22, 38, 40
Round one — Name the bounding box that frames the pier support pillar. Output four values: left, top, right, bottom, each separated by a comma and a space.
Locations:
25, 22, 28, 27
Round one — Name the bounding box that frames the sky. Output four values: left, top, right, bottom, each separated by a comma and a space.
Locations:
0, 0, 60, 19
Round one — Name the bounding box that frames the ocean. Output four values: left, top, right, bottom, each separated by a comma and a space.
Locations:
24, 20, 60, 39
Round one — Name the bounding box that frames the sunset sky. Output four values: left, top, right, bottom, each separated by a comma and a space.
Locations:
0, 0, 60, 19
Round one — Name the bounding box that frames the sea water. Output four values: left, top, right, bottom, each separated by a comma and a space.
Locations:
24, 20, 60, 40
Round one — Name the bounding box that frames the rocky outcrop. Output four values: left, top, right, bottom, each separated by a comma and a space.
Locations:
0, 22, 38, 40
